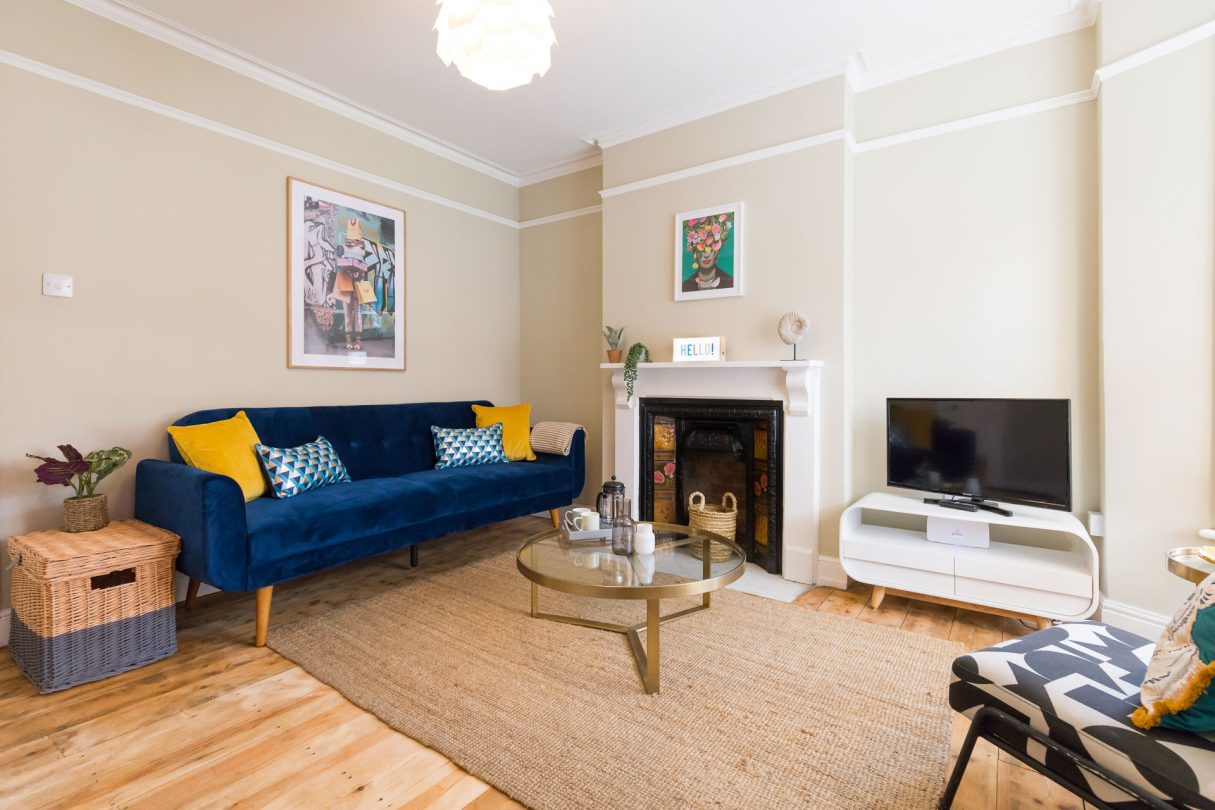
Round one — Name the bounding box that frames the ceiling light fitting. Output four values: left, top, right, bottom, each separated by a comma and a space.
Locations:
434, 0, 556, 91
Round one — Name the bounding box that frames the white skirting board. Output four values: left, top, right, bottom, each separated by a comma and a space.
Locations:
1100, 598, 1168, 640
0, 608, 9, 648
816, 555, 849, 589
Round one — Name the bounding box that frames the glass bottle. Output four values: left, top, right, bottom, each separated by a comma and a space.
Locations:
612, 498, 635, 555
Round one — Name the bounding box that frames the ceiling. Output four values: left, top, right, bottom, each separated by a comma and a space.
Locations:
109, 0, 1088, 181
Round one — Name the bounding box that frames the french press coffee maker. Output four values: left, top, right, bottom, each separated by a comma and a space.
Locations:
595, 476, 628, 528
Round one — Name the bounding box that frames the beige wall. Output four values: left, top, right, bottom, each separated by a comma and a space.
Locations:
600, 81, 850, 556
852, 103, 1101, 543
4, 0, 1215, 626
1098, 0, 1215, 614
519, 167, 604, 503
0, 3, 522, 611
853, 27, 1095, 141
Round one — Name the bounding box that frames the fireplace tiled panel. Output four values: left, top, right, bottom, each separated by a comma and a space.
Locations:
639, 398, 783, 573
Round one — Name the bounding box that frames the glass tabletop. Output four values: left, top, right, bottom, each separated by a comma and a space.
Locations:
1168, 547, 1215, 585
516, 523, 746, 600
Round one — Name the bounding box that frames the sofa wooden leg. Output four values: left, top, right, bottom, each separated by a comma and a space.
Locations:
185, 577, 200, 609
254, 586, 273, 647
410, 545, 419, 568
550, 508, 560, 529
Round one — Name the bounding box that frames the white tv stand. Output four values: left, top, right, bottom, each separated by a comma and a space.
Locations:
840, 493, 1099, 627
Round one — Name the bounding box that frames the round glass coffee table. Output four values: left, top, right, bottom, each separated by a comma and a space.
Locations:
516, 523, 745, 694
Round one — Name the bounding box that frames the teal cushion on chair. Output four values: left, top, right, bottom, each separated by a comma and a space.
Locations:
431, 423, 508, 468
1134, 570, 1215, 732
255, 436, 351, 499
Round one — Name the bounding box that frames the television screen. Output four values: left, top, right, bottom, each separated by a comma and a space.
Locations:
887, 398, 1071, 510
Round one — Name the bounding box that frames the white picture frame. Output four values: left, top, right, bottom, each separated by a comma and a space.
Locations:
673, 202, 743, 302
287, 178, 407, 371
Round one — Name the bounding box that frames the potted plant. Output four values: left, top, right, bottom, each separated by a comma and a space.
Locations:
603, 325, 626, 363
27, 445, 132, 532
623, 342, 651, 403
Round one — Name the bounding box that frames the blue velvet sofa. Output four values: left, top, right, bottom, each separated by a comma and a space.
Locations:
134, 401, 584, 644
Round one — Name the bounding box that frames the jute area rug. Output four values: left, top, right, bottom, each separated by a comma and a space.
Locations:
270, 550, 962, 809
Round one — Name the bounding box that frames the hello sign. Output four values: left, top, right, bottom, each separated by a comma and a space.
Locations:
673, 336, 724, 362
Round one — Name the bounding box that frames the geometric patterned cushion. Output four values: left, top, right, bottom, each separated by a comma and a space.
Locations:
430, 423, 508, 469
949, 621, 1215, 808
254, 436, 351, 499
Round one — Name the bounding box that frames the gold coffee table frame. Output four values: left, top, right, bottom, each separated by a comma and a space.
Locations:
516, 524, 745, 695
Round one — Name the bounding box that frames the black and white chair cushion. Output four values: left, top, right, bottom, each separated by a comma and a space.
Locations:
949, 621, 1215, 808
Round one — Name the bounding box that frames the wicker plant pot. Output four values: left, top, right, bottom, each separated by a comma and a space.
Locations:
64, 494, 109, 533
687, 491, 738, 562
607, 349, 623, 363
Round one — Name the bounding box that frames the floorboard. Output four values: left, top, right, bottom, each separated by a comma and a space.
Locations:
0, 515, 1080, 808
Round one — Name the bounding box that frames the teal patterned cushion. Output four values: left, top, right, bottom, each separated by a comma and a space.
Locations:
431, 423, 509, 468
255, 436, 351, 499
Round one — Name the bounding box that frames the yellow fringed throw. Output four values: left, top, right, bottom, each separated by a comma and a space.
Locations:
1133, 571, 1215, 731
1132, 658, 1215, 729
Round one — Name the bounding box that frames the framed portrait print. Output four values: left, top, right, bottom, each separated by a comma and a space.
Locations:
288, 177, 406, 370
674, 202, 743, 302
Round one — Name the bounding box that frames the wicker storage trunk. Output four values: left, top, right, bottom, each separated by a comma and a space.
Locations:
9, 520, 180, 693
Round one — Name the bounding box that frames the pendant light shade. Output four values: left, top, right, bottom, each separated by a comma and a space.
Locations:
434, 0, 556, 91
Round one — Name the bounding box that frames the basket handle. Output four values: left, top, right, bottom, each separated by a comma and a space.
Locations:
688, 491, 705, 509
722, 492, 737, 510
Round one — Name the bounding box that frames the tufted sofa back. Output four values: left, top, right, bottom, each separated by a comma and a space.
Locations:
167, 401, 491, 480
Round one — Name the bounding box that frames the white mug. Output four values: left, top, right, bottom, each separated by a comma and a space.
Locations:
634, 523, 656, 555
564, 507, 599, 532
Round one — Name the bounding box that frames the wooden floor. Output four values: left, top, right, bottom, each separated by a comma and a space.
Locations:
1, 516, 1089, 809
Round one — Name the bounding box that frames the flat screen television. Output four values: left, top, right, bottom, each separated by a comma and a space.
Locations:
887, 398, 1071, 511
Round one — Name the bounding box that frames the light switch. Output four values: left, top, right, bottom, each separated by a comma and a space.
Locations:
43, 273, 73, 298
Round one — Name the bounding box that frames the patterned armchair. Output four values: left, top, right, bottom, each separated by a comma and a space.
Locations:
945, 622, 1215, 809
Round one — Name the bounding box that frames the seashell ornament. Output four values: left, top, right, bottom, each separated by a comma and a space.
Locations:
777, 311, 808, 360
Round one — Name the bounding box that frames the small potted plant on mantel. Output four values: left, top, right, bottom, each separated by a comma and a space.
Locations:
603, 325, 626, 363
26, 445, 132, 532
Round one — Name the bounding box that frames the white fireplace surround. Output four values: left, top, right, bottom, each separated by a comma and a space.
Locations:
603, 360, 824, 584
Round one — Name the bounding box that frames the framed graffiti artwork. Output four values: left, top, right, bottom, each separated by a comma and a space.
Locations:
287, 178, 406, 370
673, 202, 743, 302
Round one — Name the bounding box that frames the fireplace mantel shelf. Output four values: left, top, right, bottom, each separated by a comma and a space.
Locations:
603, 359, 823, 418
599, 360, 824, 370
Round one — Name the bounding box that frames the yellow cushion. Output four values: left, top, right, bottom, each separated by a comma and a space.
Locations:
471, 403, 536, 462
167, 411, 266, 501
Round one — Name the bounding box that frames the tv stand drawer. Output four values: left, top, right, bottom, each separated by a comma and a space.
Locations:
847, 559, 954, 596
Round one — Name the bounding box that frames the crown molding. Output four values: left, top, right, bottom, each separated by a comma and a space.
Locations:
519, 205, 602, 229
0, 49, 520, 228
586, 63, 848, 150
850, 0, 1099, 90
518, 153, 602, 187
65, 0, 525, 187
586, 1, 1102, 151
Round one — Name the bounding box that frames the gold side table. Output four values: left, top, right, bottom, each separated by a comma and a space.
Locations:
1167, 547, 1215, 585
516, 523, 745, 694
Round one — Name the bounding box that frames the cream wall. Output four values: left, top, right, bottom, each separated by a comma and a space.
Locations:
852, 103, 1101, 543
600, 86, 850, 557
0, 3, 522, 613
519, 168, 604, 503
1098, 0, 1215, 614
